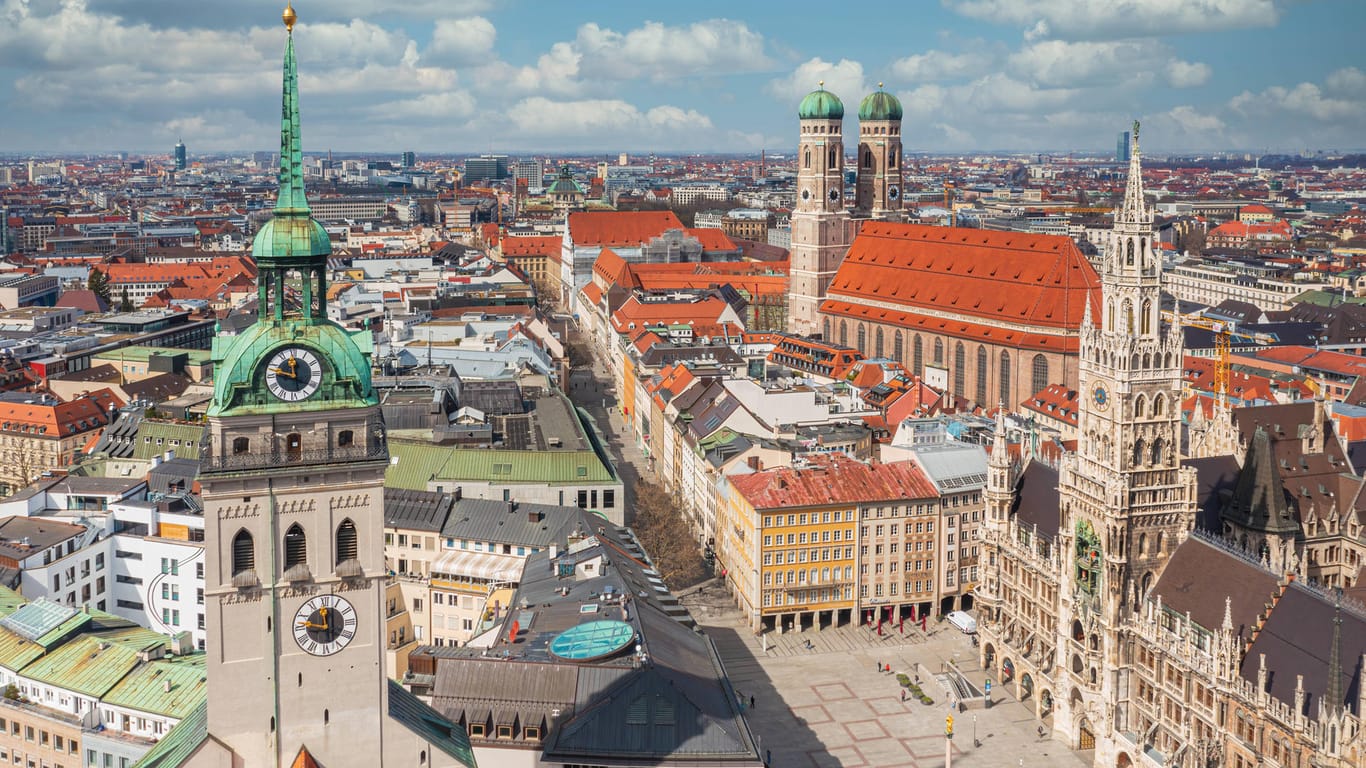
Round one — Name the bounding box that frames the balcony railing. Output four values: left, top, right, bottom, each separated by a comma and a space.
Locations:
203, 444, 389, 473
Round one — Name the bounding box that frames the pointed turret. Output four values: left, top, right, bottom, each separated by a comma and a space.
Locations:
1327, 595, 1344, 715
250, 3, 332, 321
1116, 120, 1150, 229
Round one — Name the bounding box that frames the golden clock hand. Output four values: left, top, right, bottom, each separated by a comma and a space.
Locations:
318, 607, 329, 630
272, 366, 297, 379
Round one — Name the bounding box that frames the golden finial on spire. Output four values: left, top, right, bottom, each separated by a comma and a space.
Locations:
282, 2, 297, 32
818, 80, 825, 89
878, 82, 884, 89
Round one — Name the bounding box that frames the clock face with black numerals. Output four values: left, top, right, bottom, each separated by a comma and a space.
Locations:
828, 188, 840, 202
265, 346, 322, 402
888, 185, 900, 200
293, 594, 358, 656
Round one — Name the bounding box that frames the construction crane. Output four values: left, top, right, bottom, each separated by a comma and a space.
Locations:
944, 182, 956, 226
1213, 323, 1231, 397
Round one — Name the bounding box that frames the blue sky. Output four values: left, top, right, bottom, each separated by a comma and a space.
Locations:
1, 0, 1362, 154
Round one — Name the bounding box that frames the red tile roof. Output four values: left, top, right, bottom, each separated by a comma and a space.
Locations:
567, 211, 684, 247
730, 454, 939, 510
683, 228, 739, 252
501, 235, 561, 258
824, 222, 1100, 336
1022, 383, 1080, 427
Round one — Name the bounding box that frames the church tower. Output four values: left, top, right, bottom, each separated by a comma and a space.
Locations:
787, 84, 852, 337
854, 85, 904, 220
1051, 123, 1197, 761
194, 7, 472, 767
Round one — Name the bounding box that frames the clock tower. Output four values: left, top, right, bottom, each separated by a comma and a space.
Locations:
194, 7, 473, 767
787, 83, 853, 336
1051, 123, 1196, 762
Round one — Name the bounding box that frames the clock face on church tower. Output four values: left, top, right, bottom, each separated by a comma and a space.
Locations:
265, 346, 322, 402
293, 594, 358, 656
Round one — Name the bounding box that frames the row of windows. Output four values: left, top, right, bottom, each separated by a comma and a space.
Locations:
231, 520, 358, 576
826, 320, 1051, 400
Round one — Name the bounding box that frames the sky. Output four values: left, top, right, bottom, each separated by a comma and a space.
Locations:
1, 0, 1363, 155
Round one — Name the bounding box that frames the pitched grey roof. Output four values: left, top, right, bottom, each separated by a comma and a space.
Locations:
1151, 534, 1278, 643
383, 488, 454, 532
1011, 460, 1060, 539
441, 499, 586, 548
387, 679, 477, 767
1242, 583, 1366, 716
1185, 454, 1241, 533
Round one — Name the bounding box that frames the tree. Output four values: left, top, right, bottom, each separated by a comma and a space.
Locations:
87, 268, 112, 303
630, 480, 707, 589
119, 287, 134, 312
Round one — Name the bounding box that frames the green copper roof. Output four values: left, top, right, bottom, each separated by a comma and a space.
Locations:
250, 28, 331, 266
208, 319, 377, 417
798, 87, 844, 120
131, 701, 207, 768
859, 89, 903, 121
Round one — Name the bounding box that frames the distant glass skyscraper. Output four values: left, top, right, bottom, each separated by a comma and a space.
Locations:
173, 139, 187, 170
464, 154, 509, 183
400, 150, 416, 169
1116, 131, 1130, 163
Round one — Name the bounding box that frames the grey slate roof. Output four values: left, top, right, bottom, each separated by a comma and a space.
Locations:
1150, 534, 1278, 643
1241, 583, 1366, 716
384, 488, 454, 532
1011, 460, 1061, 539
1185, 454, 1241, 533
441, 498, 586, 548
387, 679, 477, 767
1222, 427, 1300, 534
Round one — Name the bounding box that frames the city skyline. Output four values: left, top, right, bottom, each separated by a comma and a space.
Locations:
0, 0, 1363, 154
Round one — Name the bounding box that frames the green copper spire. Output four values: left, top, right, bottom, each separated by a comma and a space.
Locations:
275, 29, 309, 215
251, 4, 331, 270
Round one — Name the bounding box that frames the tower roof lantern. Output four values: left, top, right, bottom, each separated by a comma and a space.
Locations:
858, 85, 903, 121
799, 83, 845, 120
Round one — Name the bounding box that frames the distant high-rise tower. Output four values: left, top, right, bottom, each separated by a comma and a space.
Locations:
787, 83, 852, 337
1116, 130, 1130, 163
173, 139, 187, 171
400, 150, 416, 169
855, 84, 904, 220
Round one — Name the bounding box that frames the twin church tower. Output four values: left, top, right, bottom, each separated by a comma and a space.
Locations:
788, 84, 905, 335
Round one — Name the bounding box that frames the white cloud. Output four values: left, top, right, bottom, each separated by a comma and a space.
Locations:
1325, 67, 1366, 97
1163, 105, 1226, 134
890, 50, 988, 82
1008, 39, 1205, 90
768, 57, 868, 107
1166, 60, 1212, 88
949, 0, 1280, 40
574, 19, 773, 81
426, 17, 496, 64
505, 97, 711, 141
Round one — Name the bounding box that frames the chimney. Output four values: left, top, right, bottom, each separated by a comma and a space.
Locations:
549, 544, 558, 560
747, 456, 760, 471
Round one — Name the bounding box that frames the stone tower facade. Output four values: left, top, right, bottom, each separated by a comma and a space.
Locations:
1051, 122, 1198, 761
787, 84, 852, 336
191, 8, 473, 767
854, 86, 904, 220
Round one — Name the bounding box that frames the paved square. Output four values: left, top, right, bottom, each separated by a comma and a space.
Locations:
684, 582, 1090, 768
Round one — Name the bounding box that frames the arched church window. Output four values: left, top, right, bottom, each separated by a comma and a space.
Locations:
874, 328, 884, 358
1152, 393, 1165, 417
1138, 533, 1147, 556
863, 148, 872, 168
975, 346, 988, 405
1141, 300, 1152, 335
954, 343, 966, 396
893, 331, 904, 363
999, 350, 1011, 405
857, 324, 867, 351
232, 437, 249, 455
890, 150, 898, 169
1151, 438, 1165, 466
1126, 239, 1135, 266
823, 317, 830, 340
284, 524, 307, 570
335, 519, 358, 565
914, 335, 924, 376
1134, 394, 1147, 418
337, 430, 353, 448
829, 147, 838, 168
231, 529, 255, 576
1031, 354, 1048, 395
286, 432, 302, 462
1133, 438, 1146, 468
804, 149, 811, 169
839, 321, 848, 347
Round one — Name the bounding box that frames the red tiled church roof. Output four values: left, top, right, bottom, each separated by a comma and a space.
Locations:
568, 211, 684, 247
823, 222, 1101, 339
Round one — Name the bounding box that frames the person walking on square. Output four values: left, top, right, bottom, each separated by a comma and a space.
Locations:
750, 695, 755, 709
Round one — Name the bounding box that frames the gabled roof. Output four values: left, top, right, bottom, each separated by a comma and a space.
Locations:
568, 211, 684, 247
825, 222, 1100, 335
730, 454, 937, 510
1222, 426, 1299, 534
1151, 534, 1278, 644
